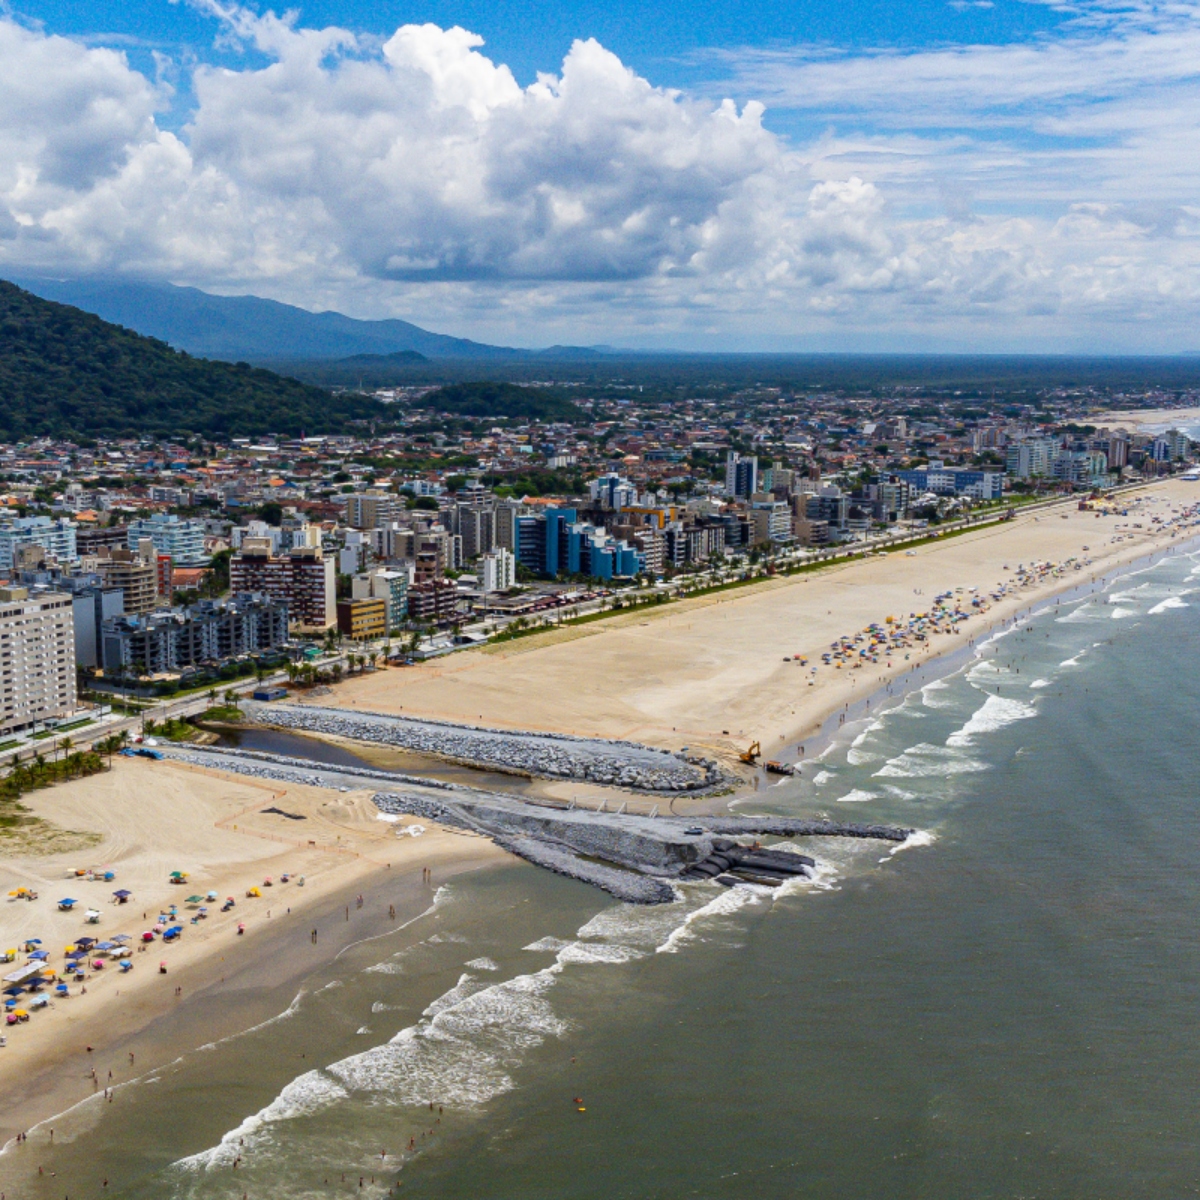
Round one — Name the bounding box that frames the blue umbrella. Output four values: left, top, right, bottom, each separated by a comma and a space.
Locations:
28, 950, 48, 960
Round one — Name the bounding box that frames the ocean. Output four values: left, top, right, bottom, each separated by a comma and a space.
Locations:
8, 544, 1200, 1199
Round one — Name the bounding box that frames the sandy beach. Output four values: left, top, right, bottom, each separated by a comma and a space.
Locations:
0, 758, 504, 1144
322, 480, 1200, 768
2, 476, 1198, 1152
1091, 406, 1200, 432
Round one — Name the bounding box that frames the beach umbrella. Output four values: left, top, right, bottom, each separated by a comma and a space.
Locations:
76, 937, 96, 947
111, 933, 131, 942
57, 898, 77, 908
65, 950, 86, 960
27, 951, 48, 960
113, 889, 131, 899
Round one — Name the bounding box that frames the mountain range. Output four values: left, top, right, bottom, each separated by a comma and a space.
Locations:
0, 280, 386, 439
12, 277, 611, 364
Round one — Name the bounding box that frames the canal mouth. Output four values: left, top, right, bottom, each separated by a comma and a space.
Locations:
213, 724, 549, 797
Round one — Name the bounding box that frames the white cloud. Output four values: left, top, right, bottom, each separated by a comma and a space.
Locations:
0, 1, 1199, 349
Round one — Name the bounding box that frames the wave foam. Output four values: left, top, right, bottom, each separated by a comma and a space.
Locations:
656, 886, 762, 955
522, 936, 571, 953
836, 789, 879, 803
874, 743, 990, 778
946, 695, 1037, 747
1149, 596, 1189, 615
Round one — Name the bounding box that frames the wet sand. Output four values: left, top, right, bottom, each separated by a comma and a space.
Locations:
0, 759, 505, 1146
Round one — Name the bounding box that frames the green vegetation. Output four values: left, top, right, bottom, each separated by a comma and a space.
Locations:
0, 280, 389, 439
484, 468, 586, 496
413, 381, 585, 421
197, 706, 244, 723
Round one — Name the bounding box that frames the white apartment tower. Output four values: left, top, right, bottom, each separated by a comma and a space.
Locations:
0, 587, 78, 735
481, 548, 516, 593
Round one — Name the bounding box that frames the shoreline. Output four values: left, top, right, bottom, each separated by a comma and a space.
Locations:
2, 480, 1197, 1168
318, 479, 1200, 781
766, 530, 1200, 778
0, 771, 506, 1160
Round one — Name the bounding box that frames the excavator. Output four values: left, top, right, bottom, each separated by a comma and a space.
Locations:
738, 740, 761, 765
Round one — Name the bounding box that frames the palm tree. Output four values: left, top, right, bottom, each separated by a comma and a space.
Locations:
207, 688, 218, 706
224, 688, 239, 709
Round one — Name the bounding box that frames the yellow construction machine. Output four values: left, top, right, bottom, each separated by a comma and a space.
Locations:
739, 740, 761, 765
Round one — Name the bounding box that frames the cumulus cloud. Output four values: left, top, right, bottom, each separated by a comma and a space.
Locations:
1, 1, 1199, 348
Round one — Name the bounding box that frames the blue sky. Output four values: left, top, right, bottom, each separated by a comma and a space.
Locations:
2, 0, 1199, 351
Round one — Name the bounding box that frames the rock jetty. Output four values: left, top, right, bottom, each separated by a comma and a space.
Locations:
157, 744, 916, 906
243, 702, 726, 793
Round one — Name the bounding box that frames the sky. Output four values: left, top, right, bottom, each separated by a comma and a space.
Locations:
2, 0, 1199, 352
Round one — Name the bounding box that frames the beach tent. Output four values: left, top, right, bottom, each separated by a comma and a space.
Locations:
4, 963, 46, 985
27, 950, 48, 961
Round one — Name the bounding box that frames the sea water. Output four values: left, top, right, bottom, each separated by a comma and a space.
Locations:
9, 545, 1200, 1199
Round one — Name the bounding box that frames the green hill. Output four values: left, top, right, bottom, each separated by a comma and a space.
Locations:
413, 381, 585, 421
0, 280, 387, 439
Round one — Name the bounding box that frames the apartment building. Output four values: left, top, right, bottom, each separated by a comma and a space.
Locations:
127, 514, 207, 566
100, 593, 288, 675
75, 524, 130, 556
336, 596, 387, 640
480, 548, 516, 593
82, 540, 161, 614
351, 568, 409, 629
724, 452, 759, 499
229, 540, 336, 632
0, 517, 78, 571
345, 492, 402, 530
0, 587, 78, 735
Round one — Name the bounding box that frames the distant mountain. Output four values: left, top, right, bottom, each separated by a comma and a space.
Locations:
13, 277, 520, 362
333, 350, 428, 366
0, 280, 387, 439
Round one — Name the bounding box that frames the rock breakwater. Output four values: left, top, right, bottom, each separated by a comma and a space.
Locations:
242, 702, 725, 793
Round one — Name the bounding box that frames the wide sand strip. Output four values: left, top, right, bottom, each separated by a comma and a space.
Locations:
0, 758, 504, 1142
322, 480, 1200, 765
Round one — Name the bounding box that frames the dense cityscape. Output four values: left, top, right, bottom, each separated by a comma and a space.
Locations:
0, 378, 1196, 745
